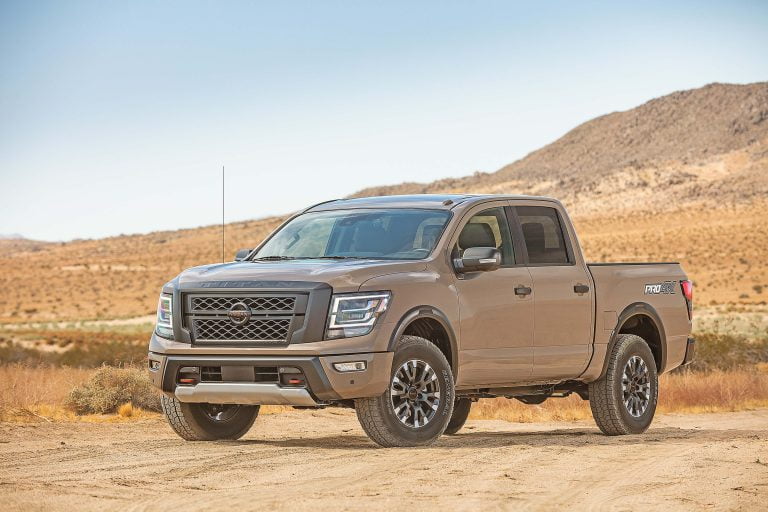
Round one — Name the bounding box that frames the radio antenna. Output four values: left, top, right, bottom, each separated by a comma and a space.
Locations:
221, 165, 225, 263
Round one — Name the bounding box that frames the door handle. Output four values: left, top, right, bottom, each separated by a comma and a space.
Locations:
514, 286, 532, 296
574, 284, 590, 294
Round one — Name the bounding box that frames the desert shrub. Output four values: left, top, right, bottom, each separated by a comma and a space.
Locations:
688, 331, 768, 372
65, 366, 161, 414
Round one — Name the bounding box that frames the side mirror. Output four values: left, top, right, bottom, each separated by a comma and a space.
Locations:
455, 247, 501, 272
234, 248, 251, 262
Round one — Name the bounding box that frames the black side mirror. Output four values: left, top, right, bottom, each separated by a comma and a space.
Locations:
234, 248, 251, 261
455, 247, 501, 272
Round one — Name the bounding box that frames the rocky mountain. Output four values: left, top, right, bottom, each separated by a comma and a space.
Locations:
354, 82, 768, 216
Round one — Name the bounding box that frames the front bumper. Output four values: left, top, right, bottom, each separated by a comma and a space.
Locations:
148, 351, 394, 404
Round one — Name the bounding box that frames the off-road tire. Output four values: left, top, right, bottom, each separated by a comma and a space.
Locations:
589, 334, 659, 435
355, 335, 455, 447
160, 394, 259, 441
444, 397, 472, 435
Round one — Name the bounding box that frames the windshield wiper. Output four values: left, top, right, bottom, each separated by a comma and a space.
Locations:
253, 255, 371, 261
311, 256, 369, 260
252, 256, 299, 261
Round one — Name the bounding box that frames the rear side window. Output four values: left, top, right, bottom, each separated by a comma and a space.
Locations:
455, 207, 514, 265
515, 206, 570, 265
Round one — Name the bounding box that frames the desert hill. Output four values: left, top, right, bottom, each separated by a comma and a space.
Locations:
354, 82, 768, 214
1, 82, 767, 322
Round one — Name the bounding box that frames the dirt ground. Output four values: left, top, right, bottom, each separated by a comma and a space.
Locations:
1, 409, 767, 511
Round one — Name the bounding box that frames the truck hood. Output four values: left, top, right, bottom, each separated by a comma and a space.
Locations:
174, 259, 427, 293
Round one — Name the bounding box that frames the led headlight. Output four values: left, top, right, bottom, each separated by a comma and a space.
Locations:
326, 292, 391, 339
155, 294, 173, 339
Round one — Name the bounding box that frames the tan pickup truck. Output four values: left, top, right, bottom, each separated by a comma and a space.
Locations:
148, 194, 694, 447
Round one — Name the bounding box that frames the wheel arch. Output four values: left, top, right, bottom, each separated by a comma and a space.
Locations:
387, 306, 459, 381
599, 302, 666, 378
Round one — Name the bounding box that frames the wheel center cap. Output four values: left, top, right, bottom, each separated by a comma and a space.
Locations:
407, 387, 419, 400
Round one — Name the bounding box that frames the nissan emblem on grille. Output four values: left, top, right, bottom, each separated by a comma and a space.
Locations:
227, 302, 252, 326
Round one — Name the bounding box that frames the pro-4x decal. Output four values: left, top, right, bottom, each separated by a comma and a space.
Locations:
644, 281, 676, 295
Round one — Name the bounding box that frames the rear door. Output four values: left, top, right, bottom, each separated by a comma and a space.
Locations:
450, 201, 534, 386
510, 202, 594, 380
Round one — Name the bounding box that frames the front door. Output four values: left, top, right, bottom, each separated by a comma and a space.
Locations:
451, 203, 534, 387
512, 204, 594, 380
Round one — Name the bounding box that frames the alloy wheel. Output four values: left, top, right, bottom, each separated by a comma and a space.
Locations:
622, 355, 651, 418
390, 359, 441, 428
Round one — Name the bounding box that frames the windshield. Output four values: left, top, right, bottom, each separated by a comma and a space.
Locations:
253, 209, 451, 261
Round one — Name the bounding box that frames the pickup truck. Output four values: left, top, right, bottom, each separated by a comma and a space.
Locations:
148, 194, 694, 447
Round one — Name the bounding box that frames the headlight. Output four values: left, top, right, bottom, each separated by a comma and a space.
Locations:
326, 292, 391, 339
155, 294, 173, 339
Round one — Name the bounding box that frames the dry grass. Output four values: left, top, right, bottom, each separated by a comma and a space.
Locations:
0, 364, 92, 410
657, 369, 768, 413
469, 370, 768, 423
0, 364, 161, 422
0, 364, 295, 423
117, 402, 134, 418
1, 403, 159, 423
2, 364, 766, 424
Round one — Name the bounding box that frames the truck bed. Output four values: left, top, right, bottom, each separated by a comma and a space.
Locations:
586, 262, 692, 373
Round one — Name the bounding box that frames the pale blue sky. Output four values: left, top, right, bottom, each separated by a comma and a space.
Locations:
1, 1, 767, 241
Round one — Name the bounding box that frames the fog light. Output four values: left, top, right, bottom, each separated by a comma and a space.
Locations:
148, 359, 161, 371
333, 361, 367, 372
279, 368, 307, 387
177, 366, 200, 386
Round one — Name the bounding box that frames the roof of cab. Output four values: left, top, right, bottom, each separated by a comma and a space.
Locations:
305, 194, 558, 212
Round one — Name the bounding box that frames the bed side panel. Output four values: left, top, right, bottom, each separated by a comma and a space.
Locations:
583, 264, 692, 378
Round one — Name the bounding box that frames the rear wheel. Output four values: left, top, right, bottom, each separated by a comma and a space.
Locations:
355, 335, 454, 447
161, 395, 260, 441
444, 397, 472, 435
589, 334, 658, 435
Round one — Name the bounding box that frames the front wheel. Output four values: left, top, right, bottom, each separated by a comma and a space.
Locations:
355, 335, 455, 447
161, 395, 260, 441
589, 334, 659, 435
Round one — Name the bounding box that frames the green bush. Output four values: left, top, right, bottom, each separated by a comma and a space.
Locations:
65, 366, 161, 414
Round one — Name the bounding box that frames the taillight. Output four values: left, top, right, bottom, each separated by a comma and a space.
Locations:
680, 280, 693, 320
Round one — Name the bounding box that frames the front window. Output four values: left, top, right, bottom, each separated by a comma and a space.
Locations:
253, 209, 451, 260
453, 207, 514, 265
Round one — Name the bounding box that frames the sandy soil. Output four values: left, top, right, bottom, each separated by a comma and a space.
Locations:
1, 409, 767, 511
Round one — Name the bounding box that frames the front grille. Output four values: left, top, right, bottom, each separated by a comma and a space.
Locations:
193, 318, 291, 342
191, 296, 296, 313
183, 292, 309, 345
